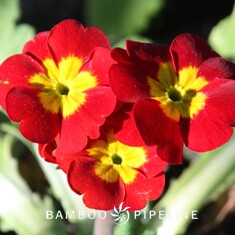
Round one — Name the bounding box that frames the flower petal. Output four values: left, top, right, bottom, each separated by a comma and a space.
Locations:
57, 87, 116, 153
203, 79, 235, 125
139, 156, 168, 178
0, 54, 45, 85
47, 19, 110, 64
134, 99, 183, 164
181, 79, 235, 151
81, 47, 114, 85
170, 33, 218, 72
6, 87, 60, 143
126, 40, 170, 65
0, 54, 46, 109
109, 63, 150, 102
111, 41, 170, 78
109, 42, 170, 103
111, 47, 132, 64
38, 142, 57, 164
123, 172, 165, 211
56, 152, 81, 173
68, 157, 125, 210
105, 103, 146, 146
197, 57, 235, 82
23, 31, 50, 62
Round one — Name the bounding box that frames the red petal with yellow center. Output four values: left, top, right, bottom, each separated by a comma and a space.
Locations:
23, 32, 50, 62
123, 172, 165, 211
68, 157, 125, 210
103, 103, 168, 175
134, 99, 183, 164
57, 87, 116, 153
170, 33, 218, 72
47, 19, 110, 64
6, 87, 60, 143
0, 54, 45, 84
81, 47, 115, 85
181, 79, 235, 151
0, 54, 45, 110
109, 41, 170, 103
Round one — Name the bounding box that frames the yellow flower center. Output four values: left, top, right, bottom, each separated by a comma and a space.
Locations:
29, 55, 97, 118
148, 63, 208, 121
87, 133, 147, 184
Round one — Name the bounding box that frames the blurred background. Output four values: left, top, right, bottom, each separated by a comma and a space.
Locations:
20, 0, 233, 41
1, 0, 235, 235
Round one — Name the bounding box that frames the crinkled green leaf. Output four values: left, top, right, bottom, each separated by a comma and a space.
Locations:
0, 134, 67, 235
85, 0, 164, 36
209, 4, 235, 60
0, 0, 35, 63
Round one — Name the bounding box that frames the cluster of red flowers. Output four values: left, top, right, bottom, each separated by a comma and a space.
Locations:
1, 19, 235, 211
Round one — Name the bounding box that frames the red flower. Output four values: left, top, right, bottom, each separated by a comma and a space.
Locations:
42, 104, 167, 211
0, 20, 116, 153
39, 141, 57, 164
109, 34, 235, 164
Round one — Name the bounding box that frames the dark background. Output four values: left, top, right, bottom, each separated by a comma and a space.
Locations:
20, 0, 234, 43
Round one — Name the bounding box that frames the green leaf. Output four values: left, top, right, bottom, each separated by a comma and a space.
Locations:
0, 108, 11, 124
208, 4, 235, 60
0, 0, 35, 63
113, 215, 134, 235
142, 231, 157, 235
0, 123, 94, 234
0, 0, 19, 25
84, 0, 164, 36
137, 133, 235, 235
0, 134, 68, 235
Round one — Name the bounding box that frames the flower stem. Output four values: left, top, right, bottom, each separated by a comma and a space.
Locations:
93, 211, 114, 235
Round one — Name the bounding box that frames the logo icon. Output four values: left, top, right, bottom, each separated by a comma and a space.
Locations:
111, 202, 130, 225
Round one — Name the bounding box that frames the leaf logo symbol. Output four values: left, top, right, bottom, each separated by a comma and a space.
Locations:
111, 202, 130, 225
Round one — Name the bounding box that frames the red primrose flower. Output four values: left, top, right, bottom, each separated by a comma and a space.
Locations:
109, 34, 235, 164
